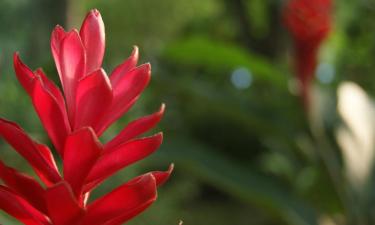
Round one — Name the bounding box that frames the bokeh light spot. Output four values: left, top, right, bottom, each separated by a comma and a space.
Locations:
317, 62, 335, 84
231, 67, 253, 89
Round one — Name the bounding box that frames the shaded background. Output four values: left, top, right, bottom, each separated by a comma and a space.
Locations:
1, 0, 375, 224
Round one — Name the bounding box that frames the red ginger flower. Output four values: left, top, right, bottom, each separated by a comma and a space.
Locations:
283, 0, 332, 107
0, 9, 172, 225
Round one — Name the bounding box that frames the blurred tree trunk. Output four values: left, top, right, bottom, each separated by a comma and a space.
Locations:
225, 0, 253, 50
224, 0, 285, 59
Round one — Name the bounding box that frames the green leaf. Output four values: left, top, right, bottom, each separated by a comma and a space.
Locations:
162, 36, 289, 88
154, 137, 319, 225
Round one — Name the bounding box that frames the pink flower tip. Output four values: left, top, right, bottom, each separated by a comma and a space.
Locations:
90, 9, 101, 17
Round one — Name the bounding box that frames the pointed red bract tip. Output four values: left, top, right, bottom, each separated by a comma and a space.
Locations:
132, 45, 139, 54
144, 62, 151, 72
105, 103, 166, 150
81, 173, 157, 225
80, 8, 105, 75
13, 53, 36, 95
91, 9, 100, 17
109, 45, 139, 87
152, 163, 174, 187
85, 132, 164, 191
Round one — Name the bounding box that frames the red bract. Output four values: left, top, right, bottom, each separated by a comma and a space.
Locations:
0, 9, 172, 225
284, 0, 332, 107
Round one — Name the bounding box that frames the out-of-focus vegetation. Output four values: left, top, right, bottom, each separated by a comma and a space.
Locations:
2, 0, 375, 225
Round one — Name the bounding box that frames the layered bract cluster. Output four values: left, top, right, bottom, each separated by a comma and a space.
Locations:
0, 9, 172, 225
284, 0, 332, 106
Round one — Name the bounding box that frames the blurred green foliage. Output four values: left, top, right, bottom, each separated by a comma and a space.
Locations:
1, 0, 375, 225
